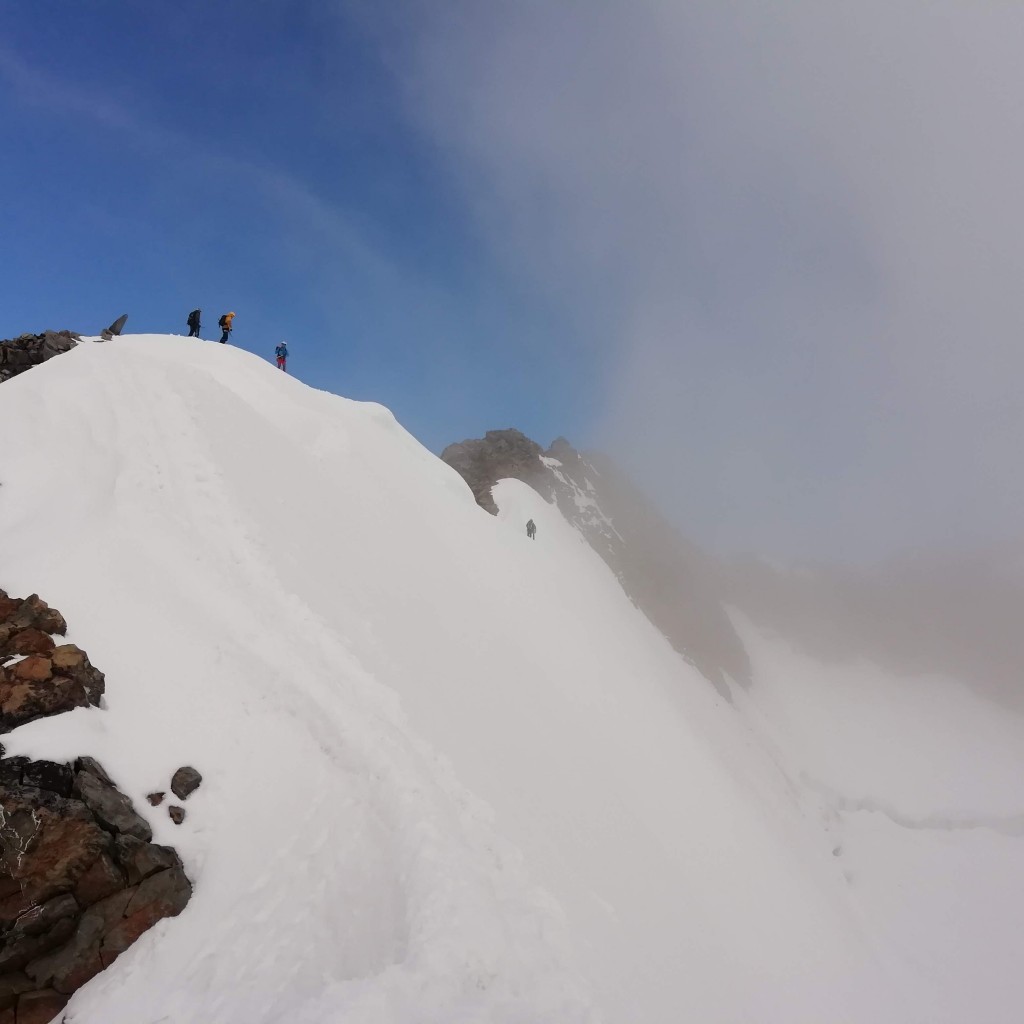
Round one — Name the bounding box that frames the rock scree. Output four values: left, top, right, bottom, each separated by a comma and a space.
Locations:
0, 590, 192, 1023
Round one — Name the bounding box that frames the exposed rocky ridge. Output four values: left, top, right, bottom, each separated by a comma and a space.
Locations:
0, 334, 80, 385
0, 316, 127, 385
441, 430, 751, 695
0, 591, 191, 1022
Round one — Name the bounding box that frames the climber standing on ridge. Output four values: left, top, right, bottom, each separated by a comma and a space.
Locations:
275, 341, 288, 372
218, 311, 235, 344
186, 309, 201, 338
526, 519, 536, 540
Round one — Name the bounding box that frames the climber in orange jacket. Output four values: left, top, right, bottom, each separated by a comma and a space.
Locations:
218, 311, 235, 344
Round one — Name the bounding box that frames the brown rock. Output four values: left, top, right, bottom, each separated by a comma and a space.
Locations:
2, 630, 53, 657
0, 674, 88, 733
16, 988, 69, 1024
0, 797, 109, 906
9, 658, 51, 684
5, 598, 64, 637
48, 646, 82, 672
104, 866, 191, 963
146, 791, 164, 806
0, 597, 19, 622
49, 646, 104, 706
168, 805, 185, 825
0, 1010, 12, 1024
73, 853, 123, 907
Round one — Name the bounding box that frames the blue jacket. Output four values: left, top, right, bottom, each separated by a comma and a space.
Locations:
275, 345, 288, 359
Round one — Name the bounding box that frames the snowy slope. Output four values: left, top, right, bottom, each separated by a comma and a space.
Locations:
1, 335, 1021, 1023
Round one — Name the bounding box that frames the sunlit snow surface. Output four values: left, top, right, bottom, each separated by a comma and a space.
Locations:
1, 336, 1021, 1023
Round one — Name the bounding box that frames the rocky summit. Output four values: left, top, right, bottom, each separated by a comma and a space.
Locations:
442, 430, 751, 695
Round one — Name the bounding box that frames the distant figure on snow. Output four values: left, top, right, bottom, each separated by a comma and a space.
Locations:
218, 311, 235, 344
186, 309, 201, 338
526, 519, 536, 540
275, 341, 288, 372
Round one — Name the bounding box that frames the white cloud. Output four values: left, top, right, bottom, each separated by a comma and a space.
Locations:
380, 0, 1024, 560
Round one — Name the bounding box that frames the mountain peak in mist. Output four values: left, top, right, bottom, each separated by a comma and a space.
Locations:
442, 429, 751, 695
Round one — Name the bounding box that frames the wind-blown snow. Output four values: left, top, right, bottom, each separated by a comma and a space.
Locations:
1, 335, 1021, 1023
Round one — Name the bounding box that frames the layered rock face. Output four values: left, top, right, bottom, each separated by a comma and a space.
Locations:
0, 334, 80, 385
0, 591, 191, 1023
441, 430, 751, 695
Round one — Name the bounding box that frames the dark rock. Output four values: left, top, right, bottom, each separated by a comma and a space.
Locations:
0, 971, 32, 1011
73, 771, 152, 843
170, 766, 202, 801
0, 759, 27, 787
440, 429, 551, 514
146, 792, 164, 806
168, 806, 185, 825
72, 853, 123, 907
103, 315, 128, 338
74, 758, 112, 787
113, 836, 177, 886
0, 332, 80, 383
20, 762, 72, 799
0, 895, 78, 972
25, 888, 133, 992
14, 988, 68, 1024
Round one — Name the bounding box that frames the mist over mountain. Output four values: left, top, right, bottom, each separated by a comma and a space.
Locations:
723, 551, 1024, 714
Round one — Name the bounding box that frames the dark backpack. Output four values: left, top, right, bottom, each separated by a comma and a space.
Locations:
218, 315, 228, 328
188, 310, 200, 325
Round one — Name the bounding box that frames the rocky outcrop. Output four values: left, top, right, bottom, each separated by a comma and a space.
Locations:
0, 593, 102, 735
0, 756, 190, 1020
0, 334, 80, 385
441, 430, 556, 514
0, 590, 192, 1022
441, 432, 751, 696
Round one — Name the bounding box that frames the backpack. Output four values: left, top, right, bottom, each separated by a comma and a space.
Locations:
188, 309, 200, 324
218, 315, 228, 329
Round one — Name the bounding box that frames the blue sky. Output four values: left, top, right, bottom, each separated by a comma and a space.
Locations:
4, 2, 1024, 564
0, 1, 602, 456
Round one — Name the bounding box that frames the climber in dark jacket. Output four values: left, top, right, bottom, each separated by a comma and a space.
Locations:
526, 519, 536, 540
186, 309, 201, 337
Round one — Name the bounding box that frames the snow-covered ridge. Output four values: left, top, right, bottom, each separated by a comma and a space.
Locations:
1, 335, 1022, 1023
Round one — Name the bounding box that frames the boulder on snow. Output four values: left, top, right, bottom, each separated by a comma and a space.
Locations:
170, 766, 202, 800
168, 805, 185, 825
99, 314, 128, 341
